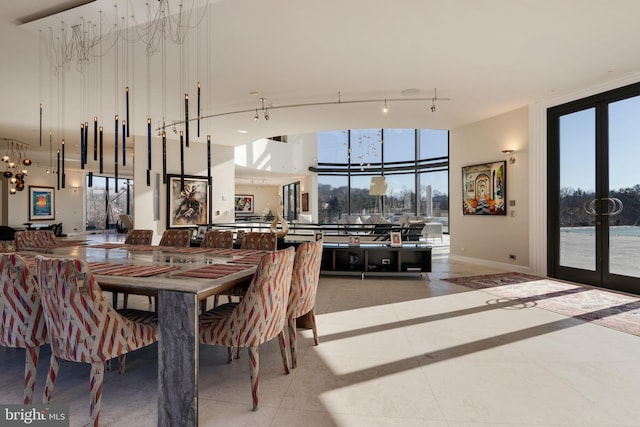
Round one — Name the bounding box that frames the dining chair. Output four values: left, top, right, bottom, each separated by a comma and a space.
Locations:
200, 229, 234, 249
34, 255, 158, 427
199, 247, 295, 410
239, 232, 277, 251
14, 230, 58, 250
159, 229, 192, 247
0, 253, 48, 404
287, 240, 323, 368
213, 231, 277, 307
118, 229, 154, 309
124, 229, 153, 245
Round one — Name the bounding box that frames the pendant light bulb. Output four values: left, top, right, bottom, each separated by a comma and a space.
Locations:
382, 99, 388, 113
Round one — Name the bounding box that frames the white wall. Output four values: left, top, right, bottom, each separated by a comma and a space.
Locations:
3, 165, 85, 233
449, 106, 530, 270
234, 184, 280, 218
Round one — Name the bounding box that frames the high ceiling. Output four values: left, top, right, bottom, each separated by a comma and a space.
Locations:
1, 0, 640, 181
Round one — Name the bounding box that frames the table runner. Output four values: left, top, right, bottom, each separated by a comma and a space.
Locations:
174, 263, 253, 279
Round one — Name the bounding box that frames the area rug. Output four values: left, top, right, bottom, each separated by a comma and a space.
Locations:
445, 273, 640, 337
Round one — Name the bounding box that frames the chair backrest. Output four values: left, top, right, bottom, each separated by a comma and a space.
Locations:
200, 230, 233, 249
34, 256, 152, 362
0, 254, 47, 349
125, 229, 153, 245
287, 240, 323, 320
158, 229, 192, 247
14, 230, 58, 250
240, 232, 277, 251
202, 247, 295, 347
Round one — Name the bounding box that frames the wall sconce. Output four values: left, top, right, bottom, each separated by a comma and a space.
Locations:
502, 149, 516, 164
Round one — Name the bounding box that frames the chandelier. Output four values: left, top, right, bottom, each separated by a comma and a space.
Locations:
1, 138, 32, 194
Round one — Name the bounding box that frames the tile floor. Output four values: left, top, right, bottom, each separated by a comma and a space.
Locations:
1, 237, 640, 426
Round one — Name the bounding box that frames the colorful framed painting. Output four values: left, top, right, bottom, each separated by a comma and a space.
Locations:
29, 186, 55, 221
235, 194, 254, 214
462, 160, 506, 215
166, 174, 209, 228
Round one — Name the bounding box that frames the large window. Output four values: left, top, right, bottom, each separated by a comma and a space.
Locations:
86, 175, 132, 231
315, 128, 449, 228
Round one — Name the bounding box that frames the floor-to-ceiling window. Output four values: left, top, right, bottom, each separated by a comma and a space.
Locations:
548, 82, 640, 295
315, 128, 449, 230
86, 175, 132, 231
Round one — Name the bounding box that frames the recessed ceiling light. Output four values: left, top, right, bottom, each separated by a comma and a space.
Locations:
401, 88, 420, 96
237, 129, 249, 134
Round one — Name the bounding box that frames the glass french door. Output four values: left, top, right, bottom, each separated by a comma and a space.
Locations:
548, 83, 640, 294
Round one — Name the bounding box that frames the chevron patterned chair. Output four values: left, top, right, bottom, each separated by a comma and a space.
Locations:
158, 229, 192, 247
199, 247, 295, 410
14, 230, 58, 250
213, 231, 277, 307
200, 230, 234, 249
34, 256, 158, 427
287, 240, 323, 369
0, 253, 48, 404
118, 230, 155, 309
239, 232, 277, 251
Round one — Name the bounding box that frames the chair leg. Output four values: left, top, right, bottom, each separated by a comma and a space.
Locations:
23, 346, 40, 404
248, 346, 259, 410
213, 295, 220, 307
288, 318, 297, 369
112, 292, 119, 309
118, 354, 127, 374
123, 293, 129, 309
278, 330, 290, 374
227, 347, 234, 363
43, 354, 60, 404
310, 310, 320, 346
90, 362, 105, 427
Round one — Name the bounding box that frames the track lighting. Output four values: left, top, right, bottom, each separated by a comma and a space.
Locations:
264, 109, 269, 120
254, 109, 259, 121
382, 99, 388, 113
431, 100, 436, 112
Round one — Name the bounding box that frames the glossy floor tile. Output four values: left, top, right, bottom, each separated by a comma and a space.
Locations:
1, 235, 639, 426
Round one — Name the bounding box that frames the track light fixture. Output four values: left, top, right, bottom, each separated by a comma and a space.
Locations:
382, 99, 388, 113
264, 109, 270, 120
254, 110, 259, 121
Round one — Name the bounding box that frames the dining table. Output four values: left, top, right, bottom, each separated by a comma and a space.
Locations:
19, 242, 265, 426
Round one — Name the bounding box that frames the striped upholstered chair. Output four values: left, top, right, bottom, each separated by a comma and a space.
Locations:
240, 232, 277, 251
159, 229, 192, 247
287, 240, 323, 368
0, 253, 48, 404
34, 256, 158, 426
199, 247, 295, 410
200, 230, 234, 249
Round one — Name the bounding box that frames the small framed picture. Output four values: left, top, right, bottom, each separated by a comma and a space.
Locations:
390, 231, 402, 247
314, 232, 324, 242
348, 236, 360, 246
196, 225, 208, 239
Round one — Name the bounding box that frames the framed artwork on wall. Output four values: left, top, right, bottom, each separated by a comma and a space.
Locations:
235, 194, 254, 214
301, 192, 309, 212
462, 160, 506, 215
29, 186, 55, 221
166, 174, 209, 228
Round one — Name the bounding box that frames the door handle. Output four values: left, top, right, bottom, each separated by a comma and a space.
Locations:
583, 198, 623, 216
601, 197, 623, 216
583, 199, 597, 216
